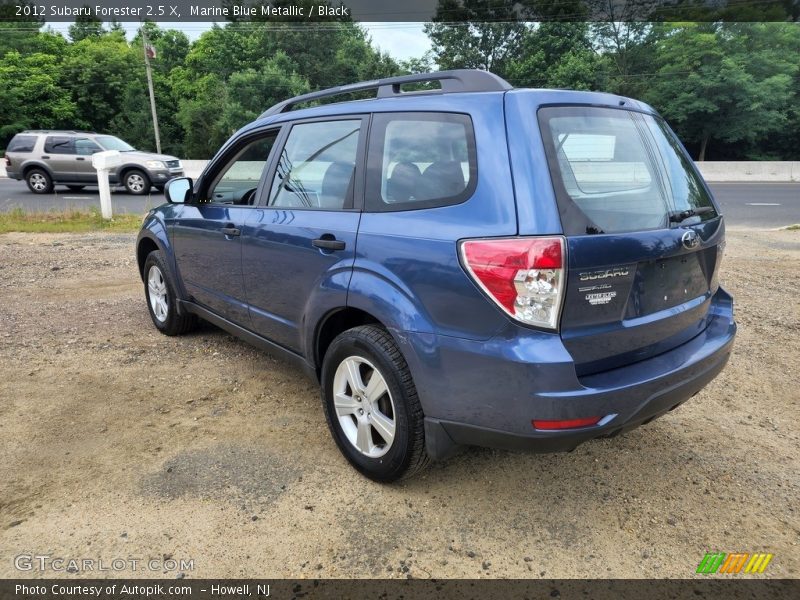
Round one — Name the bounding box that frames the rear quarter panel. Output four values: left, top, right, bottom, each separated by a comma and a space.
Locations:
349, 93, 517, 341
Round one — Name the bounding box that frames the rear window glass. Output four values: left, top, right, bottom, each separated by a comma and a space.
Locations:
7, 135, 36, 153
538, 106, 717, 235
366, 112, 477, 212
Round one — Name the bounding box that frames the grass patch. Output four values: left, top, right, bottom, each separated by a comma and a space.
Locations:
782, 224, 800, 231
0, 207, 142, 233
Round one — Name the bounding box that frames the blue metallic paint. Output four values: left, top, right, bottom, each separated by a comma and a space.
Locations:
242, 208, 360, 353
136, 85, 736, 458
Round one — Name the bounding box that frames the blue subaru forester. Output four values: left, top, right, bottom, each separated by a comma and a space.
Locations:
136, 70, 736, 481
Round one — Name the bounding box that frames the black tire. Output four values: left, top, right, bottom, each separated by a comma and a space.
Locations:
123, 169, 151, 195
321, 325, 429, 482
143, 250, 196, 336
66, 185, 85, 191
25, 168, 53, 194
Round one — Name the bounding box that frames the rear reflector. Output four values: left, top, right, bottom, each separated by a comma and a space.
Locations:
460, 236, 566, 329
533, 417, 602, 430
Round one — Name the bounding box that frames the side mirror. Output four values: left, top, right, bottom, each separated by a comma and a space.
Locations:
165, 177, 193, 204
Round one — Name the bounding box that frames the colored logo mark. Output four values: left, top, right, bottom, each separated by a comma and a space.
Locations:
696, 552, 773, 574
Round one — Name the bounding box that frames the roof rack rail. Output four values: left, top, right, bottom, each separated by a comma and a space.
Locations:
259, 69, 512, 119
22, 129, 97, 134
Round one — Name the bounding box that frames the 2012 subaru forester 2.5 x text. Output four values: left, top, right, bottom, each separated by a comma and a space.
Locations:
136, 70, 736, 482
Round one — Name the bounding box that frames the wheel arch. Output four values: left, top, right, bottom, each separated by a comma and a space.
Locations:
312, 307, 383, 379
136, 236, 160, 280
117, 164, 151, 185
22, 162, 54, 179
136, 223, 190, 313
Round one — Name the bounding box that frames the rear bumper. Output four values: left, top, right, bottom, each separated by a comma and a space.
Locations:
396, 287, 736, 460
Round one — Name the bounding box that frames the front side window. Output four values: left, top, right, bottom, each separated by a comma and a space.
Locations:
95, 136, 135, 152
267, 119, 362, 210
44, 136, 75, 154
366, 112, 477, 212
74, 138, 102, 155
206, 131, 279, 205
538, 106, 717, 235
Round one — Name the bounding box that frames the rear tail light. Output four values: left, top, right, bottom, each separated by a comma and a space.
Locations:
460, 236, 566, 330
533, 417, 601, 430
4, 155, 9, 167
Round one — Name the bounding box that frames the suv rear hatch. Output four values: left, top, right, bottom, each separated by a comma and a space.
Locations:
536, 105, 725, 376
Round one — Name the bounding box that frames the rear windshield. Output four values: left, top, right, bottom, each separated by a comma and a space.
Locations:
538, 106, 717, 235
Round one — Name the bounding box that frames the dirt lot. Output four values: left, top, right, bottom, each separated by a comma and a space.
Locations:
0, 227, 798, 579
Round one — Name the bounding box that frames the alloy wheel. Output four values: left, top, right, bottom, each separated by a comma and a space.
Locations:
147, 265, 169, 323
332, 356, 396, 458
29, 173, 47, 191
127, 173, 146, 193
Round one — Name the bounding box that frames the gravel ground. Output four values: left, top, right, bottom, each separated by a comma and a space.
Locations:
0, 228, 798, 579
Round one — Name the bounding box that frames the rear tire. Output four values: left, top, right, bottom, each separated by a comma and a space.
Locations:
143, 250, 196, 336
123, 169, 151, 195
321, 325, 429, 482
25, 168, 53, 194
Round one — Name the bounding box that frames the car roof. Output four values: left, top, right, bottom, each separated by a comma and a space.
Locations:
241, 87, 656, 134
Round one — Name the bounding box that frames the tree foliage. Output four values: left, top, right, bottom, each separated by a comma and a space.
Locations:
1, 5, 799, 161
423, 2, 800, 159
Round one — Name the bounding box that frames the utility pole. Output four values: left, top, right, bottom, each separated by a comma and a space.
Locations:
141, 24, 162, 154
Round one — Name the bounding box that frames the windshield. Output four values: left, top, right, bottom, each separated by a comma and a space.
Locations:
95, 136, 135, 152
538, 106, 717, 235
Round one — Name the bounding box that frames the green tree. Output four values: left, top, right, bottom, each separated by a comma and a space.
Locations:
645, 23, 799, 161
424, 0, 531, 77
220, 52, 309, 134
68, 10, 104, 42
0, 51, 78, 143
176, 73, 230, 158
507, 22, 607, 90
0, 0, 45, 58
61, 31, 138, 133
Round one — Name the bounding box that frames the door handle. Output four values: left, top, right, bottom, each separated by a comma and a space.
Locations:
76, 157, 85, 161
221, 225, 241, 237
312, 237, 346, 251
42, 156, 50, 159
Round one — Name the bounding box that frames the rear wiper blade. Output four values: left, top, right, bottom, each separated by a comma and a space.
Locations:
668, 206, 715, 223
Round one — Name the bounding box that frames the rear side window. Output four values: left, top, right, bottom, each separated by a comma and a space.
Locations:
366, 112, 477, 211
538, 106, 717, 235
7, 135, 36, 152
44, 136, 75, 154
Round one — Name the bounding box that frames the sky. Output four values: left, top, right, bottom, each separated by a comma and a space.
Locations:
45, 21, 433, 61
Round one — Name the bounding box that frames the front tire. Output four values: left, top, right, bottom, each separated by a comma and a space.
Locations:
123, 169, 151, 195
143, 250, 196, 336
321, 325, 429, 482
25, 168, 53, 194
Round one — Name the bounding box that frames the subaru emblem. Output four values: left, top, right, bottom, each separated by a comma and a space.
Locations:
682, 230, 700, 250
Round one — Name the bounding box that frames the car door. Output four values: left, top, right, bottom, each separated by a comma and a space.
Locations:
73, 138, 103, 183
171, 129, 281, 325
242, 116, 367, 352
42, 136, 77, 181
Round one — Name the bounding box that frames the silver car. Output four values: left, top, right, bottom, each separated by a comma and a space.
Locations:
3, 130, 184, 195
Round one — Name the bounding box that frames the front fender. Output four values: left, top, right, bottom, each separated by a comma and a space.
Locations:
136, 215, 188, 304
